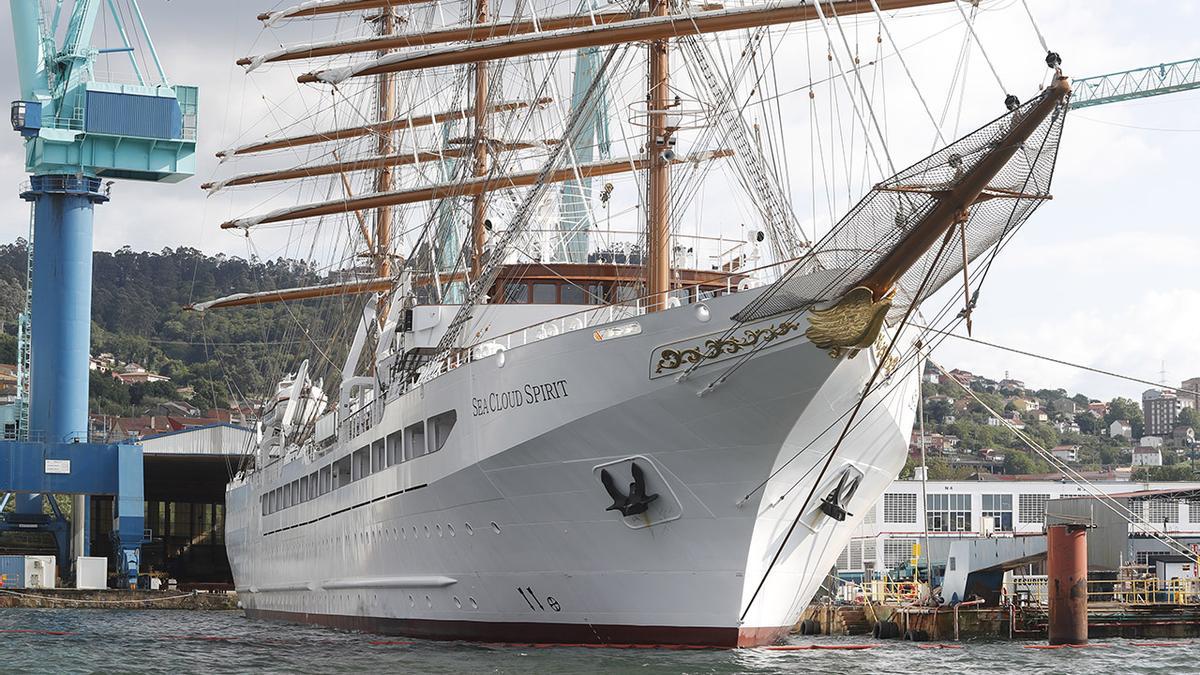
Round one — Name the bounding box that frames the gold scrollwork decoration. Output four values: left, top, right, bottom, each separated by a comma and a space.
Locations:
872, 331, 901, 377
654, 320, 802, 374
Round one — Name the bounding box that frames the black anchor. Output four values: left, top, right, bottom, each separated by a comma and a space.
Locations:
818, 470, 862, 522
600, 462, 660, 517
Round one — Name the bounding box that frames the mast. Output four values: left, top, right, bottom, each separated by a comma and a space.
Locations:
645, 0, 670, 311
470, 0, 489, 278
374, 8, 396, 282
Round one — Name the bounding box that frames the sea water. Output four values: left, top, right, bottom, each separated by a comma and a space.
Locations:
1, 608, 1195, 674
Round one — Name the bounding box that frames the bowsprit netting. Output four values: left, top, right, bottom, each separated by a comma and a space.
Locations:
734, 85, 1069, 324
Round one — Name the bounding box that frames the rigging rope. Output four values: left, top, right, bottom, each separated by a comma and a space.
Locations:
916, 326, 1197, 398
812, 0, 890, 176
819, 0, 895, 175
867, 0, 945, 145
948, 0, 1015, 107
1018, 0, 1051, 55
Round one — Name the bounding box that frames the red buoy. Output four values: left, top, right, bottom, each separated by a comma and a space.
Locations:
1047, 524, 1088, 646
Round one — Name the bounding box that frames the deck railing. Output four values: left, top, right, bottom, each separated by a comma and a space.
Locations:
1008, 574, 1200, 606
338, 254, 808, 442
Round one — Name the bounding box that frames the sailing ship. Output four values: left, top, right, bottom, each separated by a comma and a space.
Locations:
207, 0, 1071, 646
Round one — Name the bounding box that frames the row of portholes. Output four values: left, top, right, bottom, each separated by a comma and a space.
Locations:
386, 521, 501, 540
265, 521, 503, 557
408, 594, 480, 610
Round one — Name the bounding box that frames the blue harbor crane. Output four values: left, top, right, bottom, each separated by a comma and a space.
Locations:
5, 0, 196, 587
1070, 57, 1200, 109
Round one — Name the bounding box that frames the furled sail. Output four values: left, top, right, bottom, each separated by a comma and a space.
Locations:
258, 0, 425, 25
239, 12, 635, 70
203, 141, 554, 192
215, 99, 551, 158
299, 0, 954, 84
186, 278, 395, 312
221, 150, 732, 230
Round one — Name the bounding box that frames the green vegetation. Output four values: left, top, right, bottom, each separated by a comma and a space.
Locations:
0, 241, 352, 414
916, 372, 1181, 478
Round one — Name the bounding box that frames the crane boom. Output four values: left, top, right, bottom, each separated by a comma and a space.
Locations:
1070, 57, 1200, 109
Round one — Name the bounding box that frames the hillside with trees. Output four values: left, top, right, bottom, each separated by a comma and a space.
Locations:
0, 240, 354, 414
905, 367, 1198, 481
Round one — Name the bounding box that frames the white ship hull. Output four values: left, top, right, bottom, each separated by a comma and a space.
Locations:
226, 288, 920, 646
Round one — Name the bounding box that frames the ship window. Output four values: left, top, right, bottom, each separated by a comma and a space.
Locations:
319, 466, 332, 495
503, 283, 528, 304
532, 283, 557, 303
291, 481, 300, 507
614, 284, 638, 303
429, 410, 457, 452
352, 446, 370, 480
261, 494, 267, 516
310, 472, 319, 500
281, 484, 289, 509
387, 431, 402, 466
299, 476, 309, 503
372, 439, 386, 473
561, 284, 586, 305
587, 283, 608, 304
270, 489, 277, 513
333, 456, 352, 489
405, 422, 427, 460
669, 288, 692, 306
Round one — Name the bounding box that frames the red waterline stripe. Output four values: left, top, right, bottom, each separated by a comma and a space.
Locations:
764, 645, 875, 651
487, 641, 721, 650
0, 629, 76, 636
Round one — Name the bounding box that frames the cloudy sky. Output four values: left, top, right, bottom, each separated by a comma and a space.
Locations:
1, 0, 1199, 401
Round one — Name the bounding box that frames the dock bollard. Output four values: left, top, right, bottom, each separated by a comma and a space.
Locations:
1047, 524, 1088, 645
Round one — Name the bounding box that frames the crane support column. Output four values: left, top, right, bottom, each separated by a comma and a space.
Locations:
22, 175, 106, 446
17, 176, 107, 556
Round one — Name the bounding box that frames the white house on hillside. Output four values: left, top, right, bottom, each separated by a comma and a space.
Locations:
1109, 419, 1133, 439
1132, 446, 1163, 467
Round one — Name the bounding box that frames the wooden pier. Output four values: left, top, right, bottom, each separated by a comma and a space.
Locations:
799, 601, 1200, 641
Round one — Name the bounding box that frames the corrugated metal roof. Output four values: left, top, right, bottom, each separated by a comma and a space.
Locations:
138, 423, 255, 457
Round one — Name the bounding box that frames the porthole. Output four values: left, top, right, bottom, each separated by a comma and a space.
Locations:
408, 594, 415, 607
469, 597, 478, 609
437, 524, 443, 537
425, 595, 432, 608
424, 525, 430, 538
465, 522, 474, 535
447, 524, 455, 537
454, 596, 462, 609
490, 521, 502, 534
